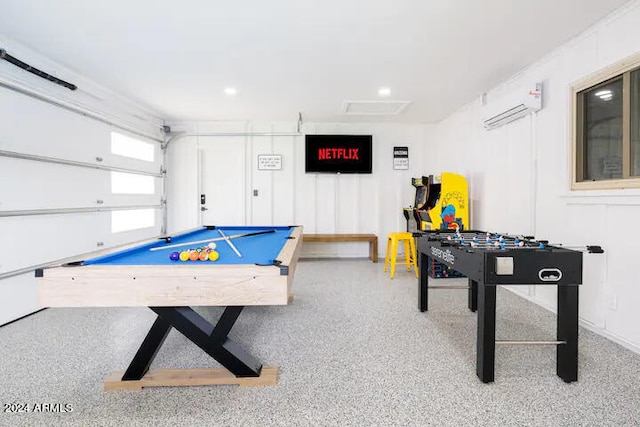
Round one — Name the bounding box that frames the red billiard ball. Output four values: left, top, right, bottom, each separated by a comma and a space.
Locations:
170, 252, 180, 261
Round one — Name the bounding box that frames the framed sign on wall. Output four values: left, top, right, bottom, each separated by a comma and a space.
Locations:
393, 146, 409, 170
257, 154, 282, 170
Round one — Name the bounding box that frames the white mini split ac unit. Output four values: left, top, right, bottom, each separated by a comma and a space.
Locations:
482, 82, 542, 130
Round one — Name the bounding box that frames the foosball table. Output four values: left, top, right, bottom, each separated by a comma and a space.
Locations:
416, 229, 603, 383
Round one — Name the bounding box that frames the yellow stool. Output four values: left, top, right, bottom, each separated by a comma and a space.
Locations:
384, 232, 418, 279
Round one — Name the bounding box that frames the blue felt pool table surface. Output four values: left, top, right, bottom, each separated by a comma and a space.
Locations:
83, 226, 295, 266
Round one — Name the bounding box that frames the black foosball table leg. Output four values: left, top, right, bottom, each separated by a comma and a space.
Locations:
468, 279, 478, 312
476, 282, 496, 383
557, 285, 579, 382
419, 253, 429, 312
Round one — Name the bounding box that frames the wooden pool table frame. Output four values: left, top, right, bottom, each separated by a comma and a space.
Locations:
35, 225, 303, 390
37, 226, 303, 307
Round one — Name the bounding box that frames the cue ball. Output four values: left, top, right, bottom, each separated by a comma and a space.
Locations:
170, 251, 180, 261
208, 242, 217, 250
208, 251, 219, 261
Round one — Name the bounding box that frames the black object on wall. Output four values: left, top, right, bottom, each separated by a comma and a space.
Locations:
0, 48, 77, 91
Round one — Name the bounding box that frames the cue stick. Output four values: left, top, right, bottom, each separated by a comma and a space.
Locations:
218, 228, 242, 258
149, 229, 276, 251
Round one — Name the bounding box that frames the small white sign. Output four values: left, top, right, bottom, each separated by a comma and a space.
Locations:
258, 154, 282, 170
394, 157, 409, 170
393, 146, 409, 170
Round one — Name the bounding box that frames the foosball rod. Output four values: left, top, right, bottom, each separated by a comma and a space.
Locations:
545, 244, 604, 253
495, 340, 567, 345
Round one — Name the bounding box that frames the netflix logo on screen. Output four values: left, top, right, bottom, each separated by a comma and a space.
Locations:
317, 147, 359, 160
305, 135, 372, 174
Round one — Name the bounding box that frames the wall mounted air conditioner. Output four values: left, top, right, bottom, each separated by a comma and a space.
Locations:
482, 82, 542, 130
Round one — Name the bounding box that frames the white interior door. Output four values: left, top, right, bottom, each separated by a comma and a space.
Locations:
199, 142, 246, 225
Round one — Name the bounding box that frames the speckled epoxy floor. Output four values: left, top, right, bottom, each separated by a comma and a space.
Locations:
1, 260, 640, 426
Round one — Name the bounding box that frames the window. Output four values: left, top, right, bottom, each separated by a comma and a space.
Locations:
111, 209, 155, 233
111, 131, 155, 162
573, 54, 640, 190
111, 171, 155, 194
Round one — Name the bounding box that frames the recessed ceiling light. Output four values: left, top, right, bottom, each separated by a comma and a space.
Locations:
378, 87, 391, 97
224, 87, 237, 96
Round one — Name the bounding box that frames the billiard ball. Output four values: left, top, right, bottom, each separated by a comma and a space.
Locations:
170, 251, 180, 261
208, 250, 219, 261
189, 251, 199, 261
208, 242, 217, 250
179, 251, 190, 262
198, 251, 208, 261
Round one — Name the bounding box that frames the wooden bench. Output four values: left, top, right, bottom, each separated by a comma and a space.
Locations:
302, 234, 378, 263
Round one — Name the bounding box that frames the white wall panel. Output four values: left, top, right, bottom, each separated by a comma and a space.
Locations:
0, 157, 162, 211
0, 88, 161, 175
250, 136, 276, 225
0, 274, 39, 326
0, 213, 104, 275
314, 175, 338, 233
597, 205, 640, 346
165, 134, 199, 233
598, 2, 640, 68
0, 87, 109, 163
271, 136, 297, 226
0, 37, 164, 325
0, 157, 105, 210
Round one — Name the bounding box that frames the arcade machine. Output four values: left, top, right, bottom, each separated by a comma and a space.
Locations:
403, 172, 470, 278
403, 176, 441, 232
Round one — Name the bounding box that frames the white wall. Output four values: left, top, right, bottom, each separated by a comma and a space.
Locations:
165, 121, 432, 259
430, 0, 640, 354
0, 35, 164, 325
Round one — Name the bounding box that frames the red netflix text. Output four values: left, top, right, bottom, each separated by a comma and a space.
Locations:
317, 148, 359, 160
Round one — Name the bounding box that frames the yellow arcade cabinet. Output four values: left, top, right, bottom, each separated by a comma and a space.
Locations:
404, 173, 469, 231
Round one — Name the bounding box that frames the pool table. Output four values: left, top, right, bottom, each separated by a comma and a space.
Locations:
36, 225, 303, 389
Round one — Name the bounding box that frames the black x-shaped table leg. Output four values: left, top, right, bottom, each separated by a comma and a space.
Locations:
121, 306, 262, 381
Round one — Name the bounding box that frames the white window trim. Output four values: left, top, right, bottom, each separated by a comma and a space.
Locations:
570, 51, 640, 191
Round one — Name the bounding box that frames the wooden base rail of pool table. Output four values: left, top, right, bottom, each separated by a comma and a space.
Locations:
302, 234, 378, 263
104, 367, 279, 390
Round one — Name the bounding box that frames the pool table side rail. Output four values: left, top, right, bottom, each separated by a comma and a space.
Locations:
37, 226, 304, 308
35, 228, 204, 272
277, 226, 303, 298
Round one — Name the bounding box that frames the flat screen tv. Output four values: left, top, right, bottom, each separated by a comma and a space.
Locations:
305, 134, 372, 174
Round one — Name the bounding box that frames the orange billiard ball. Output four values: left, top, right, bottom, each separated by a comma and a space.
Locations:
198, 251, 208, 261
189, 250, 199, 261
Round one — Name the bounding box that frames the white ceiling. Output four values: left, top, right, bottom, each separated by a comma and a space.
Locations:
0, 0, 631, 124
